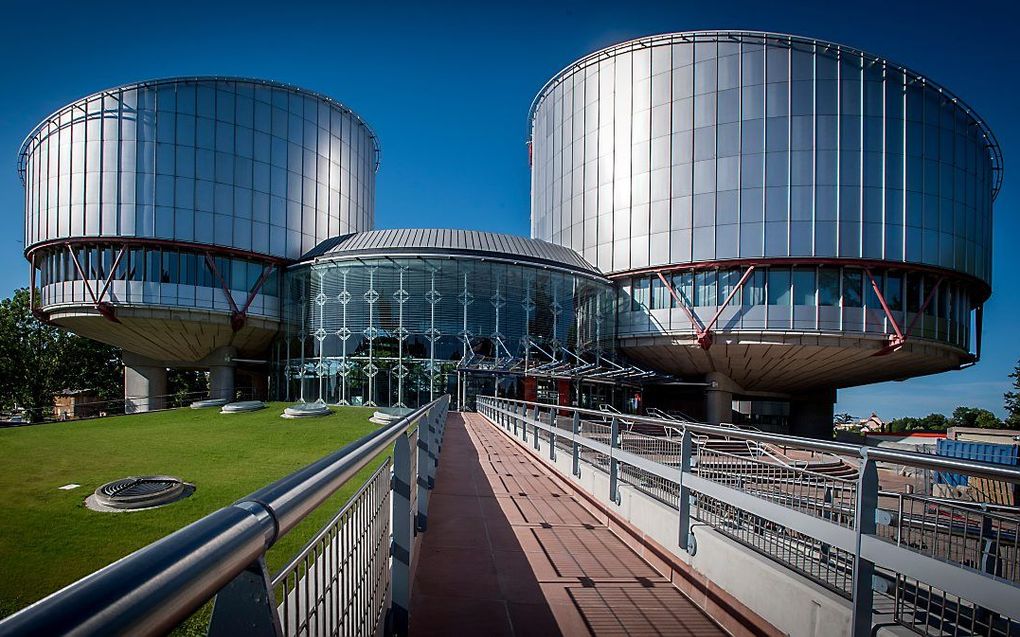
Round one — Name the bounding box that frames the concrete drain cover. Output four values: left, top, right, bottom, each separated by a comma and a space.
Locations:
191, 398, 229, 409
221, 400, 267, 414
86, 476, 193, 512
282, 400, 332, 419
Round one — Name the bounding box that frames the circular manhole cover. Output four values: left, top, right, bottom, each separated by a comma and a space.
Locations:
88, 476, 192, 511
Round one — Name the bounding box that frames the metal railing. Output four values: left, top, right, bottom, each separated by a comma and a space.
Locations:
0, 395, 450, 637
477, 396, 1020, 637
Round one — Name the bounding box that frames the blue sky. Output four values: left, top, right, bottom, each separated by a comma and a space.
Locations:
0, 0, 1016, 420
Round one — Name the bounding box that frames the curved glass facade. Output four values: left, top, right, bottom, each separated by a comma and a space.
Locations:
621, 264, 971, 350
529, 32, 999, 285
276, 255, 615, 408
21, 77, 378, 262
35, 243, 280, 319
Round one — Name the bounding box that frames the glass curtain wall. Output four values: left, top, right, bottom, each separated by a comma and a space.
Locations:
277, 257, 616, 408
623, 265, 975, 350
530, 33, 998, 285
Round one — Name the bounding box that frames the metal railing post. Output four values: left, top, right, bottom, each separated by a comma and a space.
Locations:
521, 405, 529, 443
976, 513, 1002, 628
678, 428, 692, 552
389, 434, 412, 636
513, 402, 520, 436
571, 411, 581, 477
427, 411, 438, 489
850, 453, 878, 637
433, 408, 444, 462
207, 557, 282, 637
533, 405, 541, 451
416, 413, 432, 532
548, 409, 557, 461
609, 416, 620, 505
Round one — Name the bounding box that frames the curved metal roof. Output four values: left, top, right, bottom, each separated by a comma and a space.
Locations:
301, 229, 603, 276
527, 30, 1003, 199
18, 76, 380, 181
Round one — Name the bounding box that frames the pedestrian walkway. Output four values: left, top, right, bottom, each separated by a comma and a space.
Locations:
409, 412, 727, 636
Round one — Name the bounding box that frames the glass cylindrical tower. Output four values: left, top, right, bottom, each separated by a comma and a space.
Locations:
20, 77, 378, 408
529, 32, 1001, 431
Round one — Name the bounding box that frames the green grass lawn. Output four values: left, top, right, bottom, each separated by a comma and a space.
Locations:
0, 403, 384, 622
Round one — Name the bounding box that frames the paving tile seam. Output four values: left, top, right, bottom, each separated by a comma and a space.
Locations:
503, 523, 604, 529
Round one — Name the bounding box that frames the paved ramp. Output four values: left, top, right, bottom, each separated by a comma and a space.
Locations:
409, 412, 726, 636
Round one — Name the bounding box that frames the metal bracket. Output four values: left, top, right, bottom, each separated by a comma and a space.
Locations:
204, 255, 273, 332
65, 244, 125, 323
656, 266, 755, 350
207, 557, 282, 637
872, 274, 944, 356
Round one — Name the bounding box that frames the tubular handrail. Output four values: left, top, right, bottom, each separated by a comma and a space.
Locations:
0, 395, 450, 637
494, 397, 1020, 483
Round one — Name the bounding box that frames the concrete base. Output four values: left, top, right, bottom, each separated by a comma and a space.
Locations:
705, 390, 731, 425
209, 365, 235, 402
705, 372, 742, 424
124, 358, 168, 413
123, 346, 238, 412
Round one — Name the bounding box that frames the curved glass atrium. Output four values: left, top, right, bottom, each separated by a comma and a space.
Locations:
276, 254, 617, 408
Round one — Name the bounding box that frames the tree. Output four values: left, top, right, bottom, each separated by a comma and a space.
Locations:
0, 288, 51, 415
950, 406, 1003, 430
888, 413, 949, 433
0, 288, 122, 418
1005, 359, 1020, 429
919, 413, 949, 431
833, 413, 856, 425
167, 369, 208, 405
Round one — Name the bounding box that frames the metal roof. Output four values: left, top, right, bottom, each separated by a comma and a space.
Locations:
301, 229, 603, 276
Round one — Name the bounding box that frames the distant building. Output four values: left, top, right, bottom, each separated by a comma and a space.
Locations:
53, 389, 101, 420
858, 414, 885, 433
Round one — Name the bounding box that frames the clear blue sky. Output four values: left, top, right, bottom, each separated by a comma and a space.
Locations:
0, 0, 1016, 420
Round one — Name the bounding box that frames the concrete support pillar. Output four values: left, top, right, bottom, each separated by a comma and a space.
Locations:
202, 346, 237, 402
789, 388, 837, 438
124, 358, 167, 413
209, 365, 235, 402
705, 372, 739, 425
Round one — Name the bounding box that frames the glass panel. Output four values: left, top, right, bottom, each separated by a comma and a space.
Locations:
767, 268, 791, 305
818, 268, 839, 306
671, 271, 694, 308
923, 277, 937, 316
843, 270, 863, 307
793, 269, 815, 305
650, 276, 670, 310
694, 270, 717, 306
631, 277, 650, 311
230, 257, 247, 291
744, 269, 765, 305
718, 269, 739, 304
885, 273, 903, 311
906, 273, 921, 313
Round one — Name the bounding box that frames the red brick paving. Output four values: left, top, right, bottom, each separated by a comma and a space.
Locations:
409, 412, 727, 636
